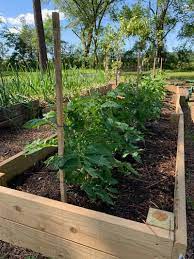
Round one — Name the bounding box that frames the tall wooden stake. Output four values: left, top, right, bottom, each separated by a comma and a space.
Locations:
33, 0, 48, 72
160, 57, 163, 71
52, 12, 67, 202
153, 57, 156, 77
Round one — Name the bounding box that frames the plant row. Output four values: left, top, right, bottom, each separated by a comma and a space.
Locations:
25, 75, 165, 204
0, 68, 106, 107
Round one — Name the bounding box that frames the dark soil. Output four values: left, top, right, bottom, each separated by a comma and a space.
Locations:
0, 125, 53, 259
0, 126, 53, 163
0, 92, 178, 258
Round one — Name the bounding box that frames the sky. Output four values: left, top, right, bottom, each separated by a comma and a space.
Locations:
0, 0, 184, 52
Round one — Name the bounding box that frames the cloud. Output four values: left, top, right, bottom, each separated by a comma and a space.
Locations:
1, 9, 65, 26
8, 27, 21, 34
0, 15, 6, 23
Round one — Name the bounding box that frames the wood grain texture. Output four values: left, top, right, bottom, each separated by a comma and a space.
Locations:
172, 100, 187, 257
0, 134, 57, 182
0, 214, 118, 259
52, 12, 67, 202
0, 186, 173, 259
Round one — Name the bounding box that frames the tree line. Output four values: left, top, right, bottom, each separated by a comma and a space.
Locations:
0, 0, 193, 71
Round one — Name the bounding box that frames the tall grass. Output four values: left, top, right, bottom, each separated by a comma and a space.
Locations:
0, 67, 107, 107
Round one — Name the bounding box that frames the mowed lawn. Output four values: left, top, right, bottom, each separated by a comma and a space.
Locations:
122, 70, 194, 81
165, 71, 194, 81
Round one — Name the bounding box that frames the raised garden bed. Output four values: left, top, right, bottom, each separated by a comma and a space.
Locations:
0, 100, 41, 128
0, 87, 187, 259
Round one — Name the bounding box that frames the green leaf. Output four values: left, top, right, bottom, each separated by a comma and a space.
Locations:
86, 154, 112, 168
107, 187, 118, 194
101, 100, 122, 109
24, 118, 47, 129
97, 190, 114, 205
84, 165, 99, 178
63, 154, 81, 173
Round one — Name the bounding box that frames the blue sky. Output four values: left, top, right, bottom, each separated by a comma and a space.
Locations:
0, 0, 183, 51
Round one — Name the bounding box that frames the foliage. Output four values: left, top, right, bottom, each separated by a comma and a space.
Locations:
52, 0, 119, 64
99, 24, 125, 81
163, 46, 193, 70
2, 25, 37, 69
179, 2, 194, 44
25, 75, 165, 204
120, 4, 150, 40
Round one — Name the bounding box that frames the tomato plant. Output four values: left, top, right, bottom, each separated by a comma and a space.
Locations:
25, 75, 165, 204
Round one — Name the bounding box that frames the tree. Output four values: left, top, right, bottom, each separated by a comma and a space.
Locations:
99, 24, 124, 84
120, 4, 150, 74
53, 0, 119, 66
2, 24, 37, 69
33, 0, 48, 71
143, 0, 191, 60
179, 2, 194, 43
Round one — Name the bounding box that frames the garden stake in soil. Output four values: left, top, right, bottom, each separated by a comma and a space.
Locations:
52, 12, 67, 203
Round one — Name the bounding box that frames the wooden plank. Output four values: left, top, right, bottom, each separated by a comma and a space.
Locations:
146, 208, 174, 231
0, 134, 57, 182
0, 101, 39, 121
165, 85, 178, 94
0, 217, 117, 259
172, 110, 187, 258
0, 173, 6, 186
176, 93, 181, 114
0, 114, 26, 128
0, 186, 173, 259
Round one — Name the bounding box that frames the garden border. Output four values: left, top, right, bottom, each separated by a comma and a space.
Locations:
0, 86, 187, 258
0, 100, 40, 128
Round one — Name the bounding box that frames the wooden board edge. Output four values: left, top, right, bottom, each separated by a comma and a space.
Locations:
0, 185, 174, 258
0, 216, 117, 259
0, 186, 173, 240
0, 172, 6, 186
173, 96, 187, 257
0, 134, 57, 182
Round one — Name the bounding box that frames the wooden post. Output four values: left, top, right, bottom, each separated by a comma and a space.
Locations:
153, 57, 156, 77
52, 12, 67, 203
33, 0, 48, 71
160, 58, 163, 71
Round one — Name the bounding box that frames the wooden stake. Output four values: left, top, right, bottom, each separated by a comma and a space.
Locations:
153, 57, 156, 77
33, 0, 48, 71
160, 58, 163, 71
52, 12, 67, 203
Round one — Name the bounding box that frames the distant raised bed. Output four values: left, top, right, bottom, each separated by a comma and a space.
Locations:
0, 100, 41, 128
0, 86, 187, 259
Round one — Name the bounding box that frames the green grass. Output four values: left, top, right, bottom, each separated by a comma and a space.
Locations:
165, 70, 194, 81
0, 68, 107, 107
121, 70, 194, 81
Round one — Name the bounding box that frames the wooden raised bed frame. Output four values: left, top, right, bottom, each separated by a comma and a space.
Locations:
0, 86, 187, 259
0, 100, 40, 128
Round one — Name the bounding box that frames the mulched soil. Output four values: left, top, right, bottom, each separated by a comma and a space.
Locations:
0, 126, 54, 163
183, 99, 194, 259
0, 92, 178, 258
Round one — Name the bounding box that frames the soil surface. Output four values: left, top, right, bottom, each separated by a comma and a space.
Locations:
0, 126, 53, 163
0, 92, 178, 258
